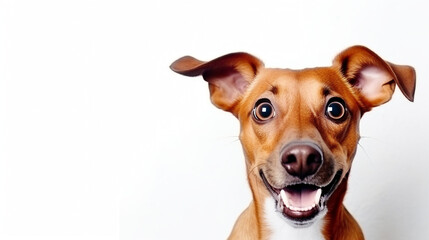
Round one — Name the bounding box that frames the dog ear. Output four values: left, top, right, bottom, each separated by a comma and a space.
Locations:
170, 52, 263, 115
333, 45, 416, 110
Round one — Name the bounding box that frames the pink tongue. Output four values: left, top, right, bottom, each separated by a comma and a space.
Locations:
284, 188, 318, 208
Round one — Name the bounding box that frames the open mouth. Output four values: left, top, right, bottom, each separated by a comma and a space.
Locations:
260, 169, 343, 226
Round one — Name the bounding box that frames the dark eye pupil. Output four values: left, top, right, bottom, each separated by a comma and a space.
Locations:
328, 103, 343, 117
253, 99, 275, 122
326, 101, 346, 120
258, 104, 272, 118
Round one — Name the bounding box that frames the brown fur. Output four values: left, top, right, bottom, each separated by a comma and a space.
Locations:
170, 46, 415, 239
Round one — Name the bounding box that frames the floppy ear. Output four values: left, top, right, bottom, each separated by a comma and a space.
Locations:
333, 45, 416, 111
170, 52, 263, 116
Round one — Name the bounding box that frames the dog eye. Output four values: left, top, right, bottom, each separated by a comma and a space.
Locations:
253, 99, 275, 122
325, 98, 348, 122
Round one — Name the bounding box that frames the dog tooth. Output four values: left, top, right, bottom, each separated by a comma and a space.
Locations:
314, 188, 322, 204
280, 189, 288, 207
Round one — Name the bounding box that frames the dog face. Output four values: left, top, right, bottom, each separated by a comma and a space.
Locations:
170, 46, 415, 227
237, 67, 362, 226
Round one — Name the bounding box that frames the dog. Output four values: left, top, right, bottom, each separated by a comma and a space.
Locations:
170, 46, 415, 239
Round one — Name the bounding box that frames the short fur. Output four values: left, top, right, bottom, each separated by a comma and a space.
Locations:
170, 46, 416, 239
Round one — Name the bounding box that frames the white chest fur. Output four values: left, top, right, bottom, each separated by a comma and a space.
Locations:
264, 197, 325, 240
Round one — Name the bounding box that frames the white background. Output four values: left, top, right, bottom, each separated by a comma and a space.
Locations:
1, 0, 428, 239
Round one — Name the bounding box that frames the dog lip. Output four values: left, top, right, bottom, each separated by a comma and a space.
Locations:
320, 170, 343, 199
259, 169, 343, 223
259, 169, 341, 197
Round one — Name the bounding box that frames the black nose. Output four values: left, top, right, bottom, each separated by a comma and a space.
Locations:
281, 143, 323, 180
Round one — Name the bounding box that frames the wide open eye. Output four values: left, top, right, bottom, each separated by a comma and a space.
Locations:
253, 98, 275, 122
325, 97, 348, 122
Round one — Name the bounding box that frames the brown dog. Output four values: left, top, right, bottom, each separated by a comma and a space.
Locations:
170, 46, 415, 239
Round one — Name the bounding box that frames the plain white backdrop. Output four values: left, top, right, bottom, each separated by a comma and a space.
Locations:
1, 0, 428, 239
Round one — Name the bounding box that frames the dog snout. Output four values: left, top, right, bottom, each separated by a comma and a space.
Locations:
281, 143, 323, 180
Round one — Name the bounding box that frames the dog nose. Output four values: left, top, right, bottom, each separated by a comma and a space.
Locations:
281, 143, 323, 180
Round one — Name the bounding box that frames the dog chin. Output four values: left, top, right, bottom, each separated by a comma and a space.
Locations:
276, 198, 328, 228
282, 209, 328, 228
260, 170, 343, 227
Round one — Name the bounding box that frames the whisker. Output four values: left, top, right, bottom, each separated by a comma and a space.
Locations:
357, 142, 372, 162
246, 162, 264, 178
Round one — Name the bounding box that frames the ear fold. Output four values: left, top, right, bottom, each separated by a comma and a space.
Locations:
170, 52, 263, 115
333, 45, 416, 110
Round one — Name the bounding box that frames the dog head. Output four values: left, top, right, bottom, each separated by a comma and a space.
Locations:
170, 46, 415, 227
